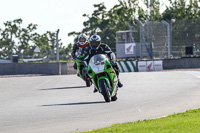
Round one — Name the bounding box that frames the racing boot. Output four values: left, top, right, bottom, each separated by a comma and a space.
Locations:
118, 80, 123, 88
77, 73, 80, 77
93, 87, 98, 93
73, 62, 77, 70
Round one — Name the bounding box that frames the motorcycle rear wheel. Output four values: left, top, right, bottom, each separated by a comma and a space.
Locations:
85, 77, 91, 87
82, 69, 91, 87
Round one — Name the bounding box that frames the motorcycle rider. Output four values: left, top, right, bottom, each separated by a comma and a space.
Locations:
71, 33, 89, 71
83, 35, 123, 92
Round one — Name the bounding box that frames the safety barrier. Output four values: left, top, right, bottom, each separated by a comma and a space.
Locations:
138, 60, 163, 72
117, 61, 136, 72
0, 63, 75, 75
117, 60, 163, 72
1, 58, 200, 75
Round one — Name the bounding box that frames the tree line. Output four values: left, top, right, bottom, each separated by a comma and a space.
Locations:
0, 19, 72, 59
69, 0, 200, 48
0, 0, 199, 59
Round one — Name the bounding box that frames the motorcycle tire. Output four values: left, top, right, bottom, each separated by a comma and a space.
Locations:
99, 79, 111, 102
85, 77, 91, 87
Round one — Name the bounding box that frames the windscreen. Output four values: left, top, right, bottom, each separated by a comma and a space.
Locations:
89, 54, 106, 65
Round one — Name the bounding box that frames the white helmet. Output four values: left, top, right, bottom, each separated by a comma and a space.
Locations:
78, 33, 87, 45
89, 35, 101, 49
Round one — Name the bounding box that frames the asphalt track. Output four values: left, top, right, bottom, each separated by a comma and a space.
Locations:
1, 71, 200, 133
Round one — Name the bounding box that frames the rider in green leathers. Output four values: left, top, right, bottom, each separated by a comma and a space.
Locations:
71, 33, 89, 71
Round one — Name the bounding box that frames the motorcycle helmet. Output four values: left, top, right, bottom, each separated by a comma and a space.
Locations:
89, 35, 101, 49
78, 33, 87, 45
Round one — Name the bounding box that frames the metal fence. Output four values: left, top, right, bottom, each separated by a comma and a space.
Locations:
1, 19, 200, 63
0, 29, 75, 63
142, 21, 168, 59
171, 19, 200, 57
131, 19, 200, 59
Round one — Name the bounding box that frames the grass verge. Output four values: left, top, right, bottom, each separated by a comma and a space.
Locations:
81, 108, 200, 133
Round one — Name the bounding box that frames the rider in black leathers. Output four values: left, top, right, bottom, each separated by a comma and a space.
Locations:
83, 35, 123, 92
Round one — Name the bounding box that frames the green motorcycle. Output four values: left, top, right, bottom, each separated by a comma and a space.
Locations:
87, 54, 118, 102
76, 54, 91, 87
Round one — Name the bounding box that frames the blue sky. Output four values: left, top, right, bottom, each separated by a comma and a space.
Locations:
0, 0, 168, 47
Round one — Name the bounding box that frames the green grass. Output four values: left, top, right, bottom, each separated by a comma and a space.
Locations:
81, 108, 200, 133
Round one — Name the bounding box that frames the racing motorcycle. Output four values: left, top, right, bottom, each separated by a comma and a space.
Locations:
87, 54, 118, 102
76, 49, 91, 87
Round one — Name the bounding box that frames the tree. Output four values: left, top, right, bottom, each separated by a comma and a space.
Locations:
65, 43, 73, 58
161, 0, 200, 53
0, 19, 23, 58
0, 18, 67, 59
17, 23, 38, 57
68, 0, 162, 49
162, 0, 200, 20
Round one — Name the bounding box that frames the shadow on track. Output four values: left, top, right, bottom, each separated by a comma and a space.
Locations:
40, 86, 87, 90
41, 101, 105, 106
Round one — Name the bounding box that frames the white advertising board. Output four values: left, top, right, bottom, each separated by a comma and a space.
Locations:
138, 60, 163, 72
138, 61, 147, 72
147, 61, 154, 72
154, 60, 163, 71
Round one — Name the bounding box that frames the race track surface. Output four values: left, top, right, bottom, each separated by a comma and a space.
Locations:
1, 71, 200, 133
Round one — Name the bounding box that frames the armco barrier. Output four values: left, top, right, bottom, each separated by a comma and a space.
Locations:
1, 58, 200, 75
117, 61, 136, 72
163, 57, 200, 69
0, 62, 77, 75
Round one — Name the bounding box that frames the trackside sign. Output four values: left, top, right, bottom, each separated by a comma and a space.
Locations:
147, 61, 154, 72
138, 61, 147, 72
138, 60, 163, 72
154, 60, 163, 71
125, 43, 135, 54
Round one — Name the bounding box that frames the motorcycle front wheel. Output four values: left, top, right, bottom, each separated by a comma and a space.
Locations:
99, 79, 111, 102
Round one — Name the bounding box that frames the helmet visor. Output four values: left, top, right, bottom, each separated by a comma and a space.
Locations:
90, 41, 99, 48
79, 37, 86, 44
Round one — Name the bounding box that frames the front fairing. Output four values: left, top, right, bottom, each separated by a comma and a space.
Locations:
76, 50, 85, 79
89, 54, 106, 74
